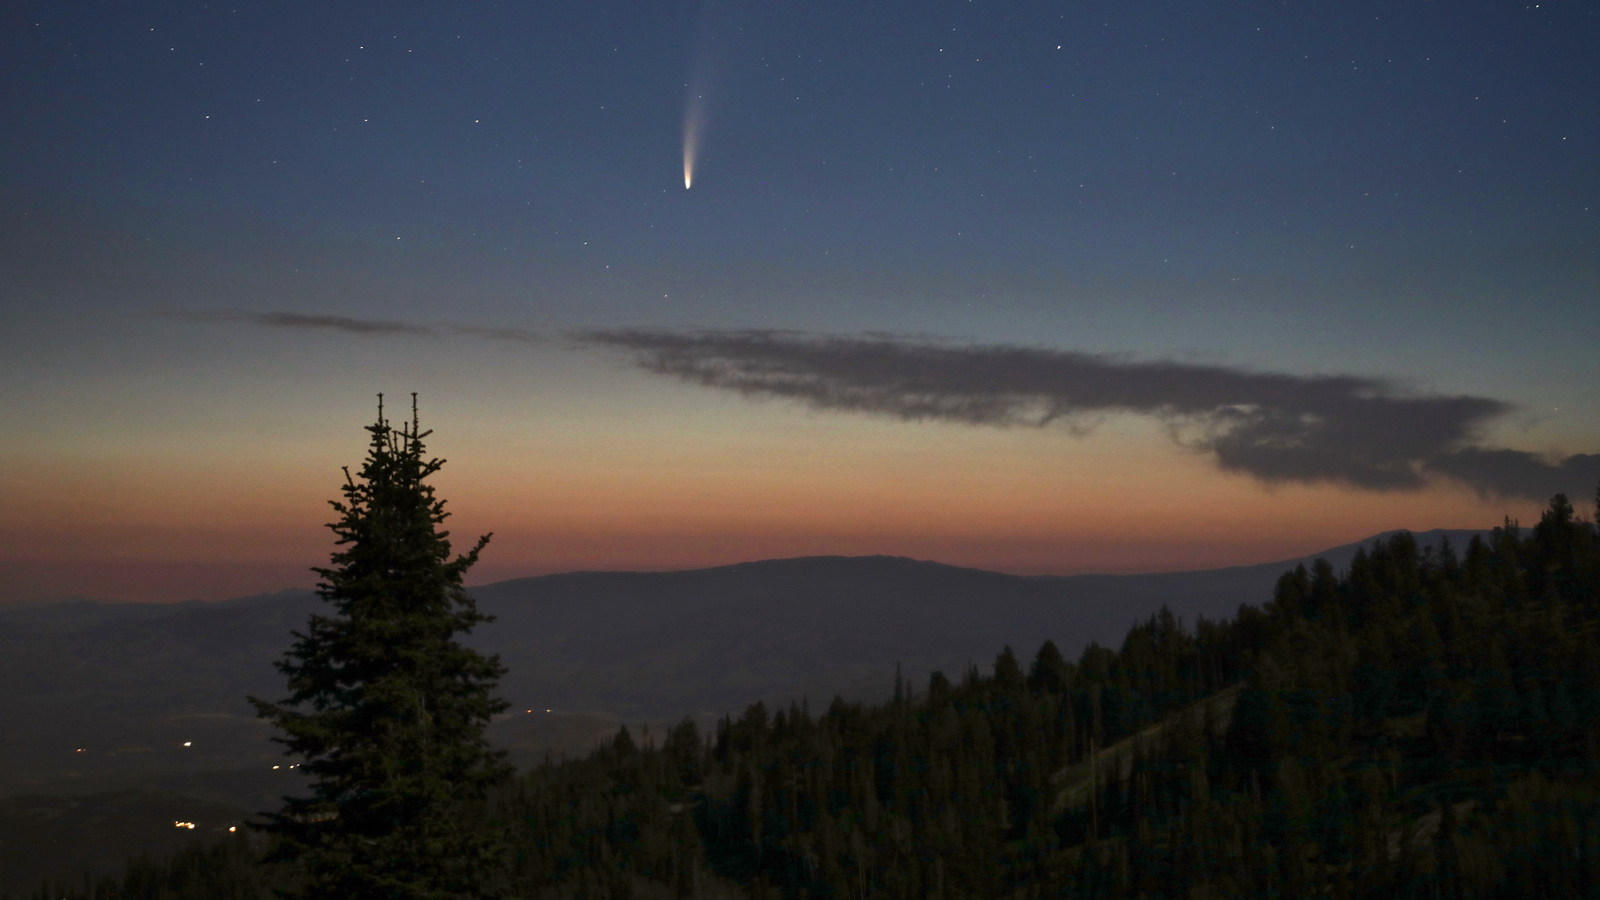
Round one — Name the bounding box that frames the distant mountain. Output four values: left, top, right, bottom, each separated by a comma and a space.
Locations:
0, 529, 1490, 805
469, 529, 1488, 721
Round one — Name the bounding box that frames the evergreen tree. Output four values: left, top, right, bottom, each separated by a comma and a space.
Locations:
250, 395, 511, 900
39, 484, 1600, 900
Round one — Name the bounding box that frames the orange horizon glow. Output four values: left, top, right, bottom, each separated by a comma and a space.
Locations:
0, 512, 1526, 605
1, 376, 1567, 605
0, 470, 1536, 603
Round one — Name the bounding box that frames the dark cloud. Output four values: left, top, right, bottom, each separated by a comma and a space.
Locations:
177, 313, 1595, 502
582, 329, 1596, 502
172, 309, 432, 335
1427, 449, 1600, 504
171, 309, 541, 343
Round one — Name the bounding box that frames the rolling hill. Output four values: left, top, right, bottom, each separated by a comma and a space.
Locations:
0, 529, 1486, 806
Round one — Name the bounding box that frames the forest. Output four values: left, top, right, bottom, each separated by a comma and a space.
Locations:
11, 491, 1600, 899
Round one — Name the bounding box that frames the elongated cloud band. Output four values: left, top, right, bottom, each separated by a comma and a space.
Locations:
582, 328, 1600, 501
180, 310, 1598, 501
171, 309, 542, 343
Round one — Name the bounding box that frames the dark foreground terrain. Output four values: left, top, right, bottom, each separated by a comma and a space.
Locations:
0, 530, 1480, 799
0, 525, 1536, 890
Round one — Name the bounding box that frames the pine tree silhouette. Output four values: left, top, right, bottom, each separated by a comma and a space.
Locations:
251, 395, 510, 899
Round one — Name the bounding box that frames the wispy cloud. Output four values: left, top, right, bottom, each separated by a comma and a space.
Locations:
440, 324, 543, 344
170, 309, 542, 343
581, 328, 1600, 501
180, 311, 1598, 501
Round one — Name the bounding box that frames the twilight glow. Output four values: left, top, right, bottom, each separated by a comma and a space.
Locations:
2, 0, 1597, 604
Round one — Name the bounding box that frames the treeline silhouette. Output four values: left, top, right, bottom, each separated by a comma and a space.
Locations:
11, 493, 1600, 899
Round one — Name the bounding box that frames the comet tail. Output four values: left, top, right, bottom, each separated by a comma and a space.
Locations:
682, 100, 701, 189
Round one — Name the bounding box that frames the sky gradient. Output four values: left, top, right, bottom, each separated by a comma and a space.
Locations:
4, 0, 1598, 602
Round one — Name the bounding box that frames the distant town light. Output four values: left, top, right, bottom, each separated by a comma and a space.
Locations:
229, 826, 237, 832
182, 741, 192, 747
174, 821, 195, 829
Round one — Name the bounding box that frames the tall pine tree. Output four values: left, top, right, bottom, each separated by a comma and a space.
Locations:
251, 395, 511, 899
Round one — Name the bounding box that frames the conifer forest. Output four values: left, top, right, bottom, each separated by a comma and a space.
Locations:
13, 486, 1600, 899
13, 0, 1600, 894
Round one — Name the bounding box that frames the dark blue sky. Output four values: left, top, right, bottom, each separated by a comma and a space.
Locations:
10, 0, 1595, 281
3, 0, 1598, 601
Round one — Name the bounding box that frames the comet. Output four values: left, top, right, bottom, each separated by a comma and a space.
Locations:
682, 5, 715, 190
683, 89, 704, 189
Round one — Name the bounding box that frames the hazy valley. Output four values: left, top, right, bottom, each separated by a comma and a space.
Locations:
0, 532, 1484, 891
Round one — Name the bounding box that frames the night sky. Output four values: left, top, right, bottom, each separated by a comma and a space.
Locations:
4, 0, 1598, 602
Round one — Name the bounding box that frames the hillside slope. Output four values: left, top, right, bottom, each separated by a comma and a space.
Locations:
0, 531, 1485, 803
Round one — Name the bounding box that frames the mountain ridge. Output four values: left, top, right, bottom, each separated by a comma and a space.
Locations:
1, 527, 1492, 612
0, 528, 1492, 805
